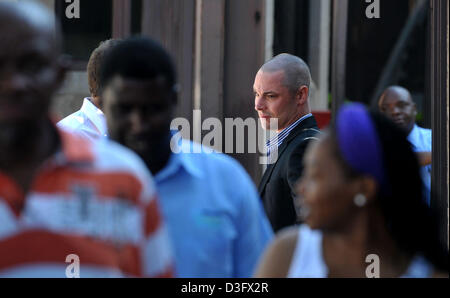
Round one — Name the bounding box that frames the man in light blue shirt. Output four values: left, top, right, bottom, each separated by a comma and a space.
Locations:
378, 86, 432, 205
155, 138, 273, 277
99, 37, 273, 277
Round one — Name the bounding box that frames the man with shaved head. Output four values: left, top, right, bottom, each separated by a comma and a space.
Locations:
378, 86, 432, 205
0, 1, 173, 277
378, 86, 418, 133
254, 53, 320, 232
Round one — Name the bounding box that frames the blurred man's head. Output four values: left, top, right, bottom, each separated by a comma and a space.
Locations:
0, 1, 65, 126
99, 37, 177, 172
253, 53, 311, 131
0, 1, 66, 157
87, 39, 122, 108
378, 86, 417, 134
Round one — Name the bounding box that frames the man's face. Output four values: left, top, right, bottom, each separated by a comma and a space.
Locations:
378, 90, 416, 133
102, 76, 175, 158
253, 70, 299, 131
0, 21, 61, 126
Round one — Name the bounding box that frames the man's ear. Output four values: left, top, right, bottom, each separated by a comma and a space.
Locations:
412, 102, 417, 118
296, 86, 309, 105
377, 94, 385, 112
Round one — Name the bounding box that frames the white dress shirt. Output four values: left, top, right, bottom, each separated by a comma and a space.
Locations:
57, 98, 108, 142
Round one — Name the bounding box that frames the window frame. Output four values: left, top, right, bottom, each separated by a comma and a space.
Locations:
55, 0, 132, 71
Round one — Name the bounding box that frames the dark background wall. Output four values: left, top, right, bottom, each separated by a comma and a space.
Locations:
272, 0, 429, 126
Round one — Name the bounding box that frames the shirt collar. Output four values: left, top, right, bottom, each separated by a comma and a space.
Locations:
80, 98, 108, 137
407, 124, 420, 151
407, 124, 419, 139
266, 113, 313, 149
154, 133, 204, 183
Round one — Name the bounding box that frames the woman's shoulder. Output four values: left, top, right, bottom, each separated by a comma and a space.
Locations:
254, 225, 300, 277
274, 225, 300, 250
272, 224, 320, 256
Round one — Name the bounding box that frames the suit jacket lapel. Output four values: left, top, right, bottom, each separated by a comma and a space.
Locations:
283, 116, 319, 144
258, 163, 273, 193
258, 116, 319, 195
258, 139, 290, 194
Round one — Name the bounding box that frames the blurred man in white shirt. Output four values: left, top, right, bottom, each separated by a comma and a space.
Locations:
58, 39, 122, 141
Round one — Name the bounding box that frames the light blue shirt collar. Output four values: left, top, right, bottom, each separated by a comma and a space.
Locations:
155, 136, 204, 183
407, 124, 419, 150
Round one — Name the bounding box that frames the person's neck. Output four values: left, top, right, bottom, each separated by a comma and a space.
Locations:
0, 118, 59, 192
322, 207, 413, 277
276, 111, 310, 133
89, 96, 102, 109
143, 132, 172, 176
406, 122, 415, 135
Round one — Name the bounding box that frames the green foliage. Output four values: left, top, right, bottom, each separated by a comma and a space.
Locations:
416, 112, 423, 122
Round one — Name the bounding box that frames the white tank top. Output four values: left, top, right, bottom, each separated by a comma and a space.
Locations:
287, 225, 434, 278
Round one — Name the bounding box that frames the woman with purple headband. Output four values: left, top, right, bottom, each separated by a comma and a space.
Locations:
255, 103, 448, 278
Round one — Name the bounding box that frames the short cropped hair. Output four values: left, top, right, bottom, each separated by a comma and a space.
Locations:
87, 39, 122, 97
261, 53, 311, 95
99, 37, 176, 92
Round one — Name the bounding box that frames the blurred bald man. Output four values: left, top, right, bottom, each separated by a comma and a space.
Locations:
378, 86, 432, 205
0, 1, 173, 277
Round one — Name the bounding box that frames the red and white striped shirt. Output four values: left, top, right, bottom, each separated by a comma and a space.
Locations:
0, 129, 173, 277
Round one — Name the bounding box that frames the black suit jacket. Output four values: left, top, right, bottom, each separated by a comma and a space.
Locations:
258, 116, 320, 232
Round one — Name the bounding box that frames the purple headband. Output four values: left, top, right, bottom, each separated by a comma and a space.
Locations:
336, 103, 389, 195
